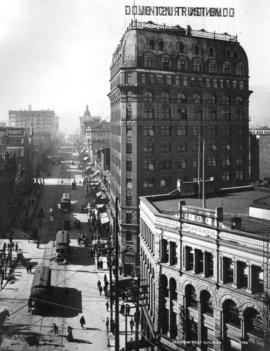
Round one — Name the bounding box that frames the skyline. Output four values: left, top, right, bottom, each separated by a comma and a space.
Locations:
0, 0, 270, 134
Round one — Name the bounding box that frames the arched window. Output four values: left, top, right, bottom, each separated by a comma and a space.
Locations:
223, 300, 240, 326
186, 285, 197, 308
194, 45, 200, 55
161, 92, 169, 103
223, 61, 231, 74
208, 47, 215, 57
144, 92, 153, 102
193, 59, 202, 72
161, 55, 170, 69
236, 63, 245, 76
148, 39, 155, 50
208, 60, 217, 73
201, 291, 213, 315
177, 57, 187, 71
177, 93, 186, 103
179, 42, 185, 53
244, 308, 263, 336
226, 49, 231, 58
158, 40, 164, 51
144, 53, 155, 68
193, 94, 201, 104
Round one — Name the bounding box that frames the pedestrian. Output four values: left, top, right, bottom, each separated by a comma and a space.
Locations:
106, 317, 109, 332
120, 303, 125, 314
37, 241, 40, 249
99, 285, 103, 296
106, 300, 109, 311
29, 264, 32, 273
130, 318, 134, 332
0, 278, 3, 289
97, 279, 101, 289
11, 241, 15, 251
26, 265, 29, 274
104, 273, 107, 283
15, 242, 18, 252
79, 315, 86, 329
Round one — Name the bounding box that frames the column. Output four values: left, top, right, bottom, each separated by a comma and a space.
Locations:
239, 312, 246, 340
247, 264, 253, 293
214, 308, 223, 351
193, 249, 198, 274
197, 299, 202, 349
233, 260, 238, 288
219, 256, 224, 284
182, 246, 186, 271
202, 251, 207, 277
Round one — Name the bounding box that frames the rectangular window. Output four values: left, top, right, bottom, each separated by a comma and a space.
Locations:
126, 213, 133, 224
126, 160, 132, 171
193, 126, 200, 135
193, 158, 197, 168
175, 76, 180, 85
160, 143, 171, 153
183, 76, 188, 87
161, 160, 171, 170
222, 157, 231, 166
143, 143, 154, 153
191, 77, 197, 87
161, 125, 171, 136
161, 108, 170, 120
213, 79, 218, 88
157, 74, 163, 84
205, 78, 210, 88
177, 142, 187, 152
144, 108, 154, 119
222, 171, 230, 181
177, 109, 187, 120
239, 81, 245, 90
166, 75, 172, 85
141, 74, 146, 84
226, 79, 231, 88
177, 125, 187, 136
236, 170, 243, 180
209, 110, 217, 121
232, 80, 237, 89
149, 74, 155, 84
220, 79, 224, 88
126, 231, 133, 241
143, 179, 154, 189
126, 143, 132, 154
177, 159, 187, 169
208, 157, 216, 167
125, 72, 132, 84
143, 126, 154, 136
144, 159, 154, 171
160, 178, 171, 188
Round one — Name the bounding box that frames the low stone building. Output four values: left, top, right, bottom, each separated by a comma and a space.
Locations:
139, 189, 270, 351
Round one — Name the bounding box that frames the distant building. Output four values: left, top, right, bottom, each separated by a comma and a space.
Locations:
250, 127, 270, 183
109, 20, 251, 275
79, 105, 110, 162
139, 189, 270, 351
8, 106, 59, 146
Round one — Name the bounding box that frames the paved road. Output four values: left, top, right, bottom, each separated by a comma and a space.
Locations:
0, 162, 130, 350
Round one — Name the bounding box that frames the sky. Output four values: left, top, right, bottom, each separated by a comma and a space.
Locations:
0, 0, 270, 134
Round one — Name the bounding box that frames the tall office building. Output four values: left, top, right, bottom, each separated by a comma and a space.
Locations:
109, 20, 251, 274
9, 106, 59, 145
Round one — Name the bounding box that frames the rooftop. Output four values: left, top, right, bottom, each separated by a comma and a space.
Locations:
148, 188, 270, 236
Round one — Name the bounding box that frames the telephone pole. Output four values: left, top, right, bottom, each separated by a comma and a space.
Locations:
114, 197, 119, 351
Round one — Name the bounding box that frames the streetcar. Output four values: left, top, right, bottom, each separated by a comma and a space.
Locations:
60, 192, 71, 213
55, 230, 70, 262
29, 266, 51, 313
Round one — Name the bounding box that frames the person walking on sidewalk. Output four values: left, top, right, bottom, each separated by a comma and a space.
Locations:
106, 317, 109, 332
99, 285, 103, 296
106, 300, 109, 311
80, 315, 86, 329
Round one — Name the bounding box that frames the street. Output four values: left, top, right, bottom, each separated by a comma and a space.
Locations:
0, 162, 124, 351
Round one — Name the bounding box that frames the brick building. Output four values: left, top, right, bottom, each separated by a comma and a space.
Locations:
109, 20, 251, 275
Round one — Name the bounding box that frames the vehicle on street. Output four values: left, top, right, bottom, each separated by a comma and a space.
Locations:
55, 230, 70, 262
60, 192, 71, 212
30, 266, 51, 313
78, 233, 88, 247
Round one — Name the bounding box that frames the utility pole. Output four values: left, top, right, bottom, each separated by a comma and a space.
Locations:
114, 197, 119, 351
202, 138, 206, 208
197, 134, 201, 199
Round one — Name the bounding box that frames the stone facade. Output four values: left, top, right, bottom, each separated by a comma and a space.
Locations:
139, 194, 269, 351
109, 20, 251, 276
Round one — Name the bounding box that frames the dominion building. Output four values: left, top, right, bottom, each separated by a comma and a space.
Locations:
108, 20, 251, 275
